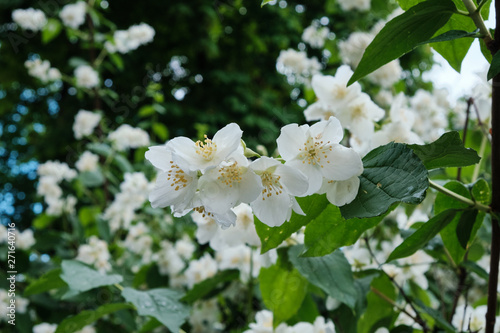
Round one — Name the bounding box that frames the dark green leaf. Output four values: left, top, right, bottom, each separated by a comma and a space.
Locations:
303, 205, 387, 257
348, 0, 456, 85
255, 194, 329, 253
109, 53, 124, 71
387, 209, 458, 262
259, 263, 308, 326
487, 48, 500, 80
462, 260, 489, 280
33, 213, 55, 229
421, 29, 479, 45
138, 105, 155, 118
435, 181, 470, 213
480, 36, 493, 63
340, 143, 428, 219
113, 154, 134, 173
457, 209, 479, 249
409, 131, 480, 169
60, 260, 123, 294
289, 245, 357, 309
261, 0, 274, 7
55, 303, 133, 333
181, 270, 239, 303
357, 274, 396, 333
88, 143, 112, 157
42, 18, 62, 44
24, 269, 66, 296
122, 287, 190, 333
79, 170, 104, 187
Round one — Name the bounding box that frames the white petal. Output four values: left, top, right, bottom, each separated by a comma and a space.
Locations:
145, 145, 172, 171
350, 116, 375, 140
213, 123, 243, 160
325, 176, 360, 206
249, 156, 281, 172
167, 136, 201, 171
321, 144, 363, 181
276, 124, 307, 161
304, 102, 337, 122
251, 191, 291, 227
286, 159, 323, 195
149, 171, 197, 209
238, 168, 264, 204
291, 197, 305, 215
275, 164, 308, 196
309, 117, 344, 144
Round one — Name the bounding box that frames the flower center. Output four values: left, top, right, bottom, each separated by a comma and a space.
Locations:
167, 161, 189, 191
195, 135, 217, 160
217, 162, 242, 187
261, 171, 283, 200
298, 136, 332, 167
193, 206, 213, 218
333, 84, 347, 99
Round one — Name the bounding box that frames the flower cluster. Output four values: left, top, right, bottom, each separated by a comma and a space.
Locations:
276, 49, 322, 84
146, 119, 362, 228
25, 59, 61, 83
36, 161, 77, 216
108, 124, 150, 151
73, 110, 102, 139
245, 310, 335, 333
59, 1, 87, 29
337, 0, 371, 11
76, 235, 112, 273
302, 22, 330, 49
12, 8, 47, 31
106, 23, 155, 54
74, 65, 99, 89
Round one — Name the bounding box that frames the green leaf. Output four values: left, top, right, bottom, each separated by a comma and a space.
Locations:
470, 178, 491, 205
409, 131, 480, 169
420, 29, 478, 45
78, 206, 100, 227
113, 154, 134, 173
60, 260, 123, 294
387, 209, 458, 262
261, 0, 274, 7
259, 263, 308, 326
181, 270, 239, 304
414, 300, 456, 332
348, 0, 456, 85
430, 16, 476, 72
79, 170, 104, 187
255, 194, 329, 253
109, 53, 124, 71
396, 0, 423, 10
152, 123, 169, 141
33, 213, 55, 229
340, 143, 428, 219
488, 50, 500, 80
55, 303, 133, 333
435, 181, 484, 264
456, 209, 479, 249
138, 105, 155, 118
122, 287, 190, 333
480, 37, 493, 63
288, 246, 357, 309
42, 18, 62, 44
303, 205, 387, 257
462, 260, 489, 280
88, 143, 112, 157
24, 269, 66, 296
357, 274, 396, 333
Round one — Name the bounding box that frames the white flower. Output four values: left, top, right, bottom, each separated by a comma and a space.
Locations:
184, 253, 218, 288
338, 32, 373, 67
216, 244, 259, 282
197, 153, 262, 222
76, 236, 111, 273
337, 0, 371, 12
109, 23, 155, 54
25, 59, 61, 83
12, 8, 47, 31
302, 23, 330, 49
189, 299, 223, 333
335, 93, 385, 140
76, 151, 99, 172
59, 1, 86, 29
108, 124, 150, 151
74, 326, 96, 333
368, 60, 402, 88
154, 240, 185, 277
16, 229, 35, 250
38, 160, 77, 182
146, 145, 199, 213
318, 175, 360, 206
74, 65, 99, 88
175, 237, 196, 260
33, 323, 58, 333
167, 123, 243, 172
276, 49, 322, 84
277, 117, 363, 195
249, 157, 308, 227
73, 110, 101, 139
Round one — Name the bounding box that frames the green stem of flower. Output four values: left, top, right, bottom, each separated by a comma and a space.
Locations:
114, 283, 124, 291
94, 49, 108, 68
462, 0, 493, 43
428, 180, 491, 212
